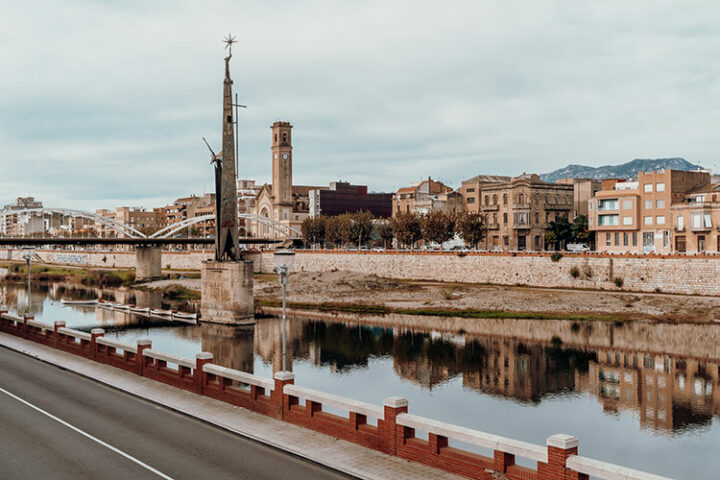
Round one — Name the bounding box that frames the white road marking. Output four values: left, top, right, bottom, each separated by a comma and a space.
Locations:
0, 385, 176, 480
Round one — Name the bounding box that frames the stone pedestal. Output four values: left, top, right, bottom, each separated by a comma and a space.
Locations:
200, 260, 254, 325
135, 246, 162, 282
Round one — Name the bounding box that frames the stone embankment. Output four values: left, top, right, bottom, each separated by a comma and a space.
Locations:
3, 247, 720, 296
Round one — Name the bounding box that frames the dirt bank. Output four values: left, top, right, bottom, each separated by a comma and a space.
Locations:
142, 270, 720, 323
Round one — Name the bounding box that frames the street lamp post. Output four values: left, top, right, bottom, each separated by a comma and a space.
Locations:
273, 249, 295, 372
21, 247, 35, 312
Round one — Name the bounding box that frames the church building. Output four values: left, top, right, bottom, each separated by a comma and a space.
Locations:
251, 121, 325, 238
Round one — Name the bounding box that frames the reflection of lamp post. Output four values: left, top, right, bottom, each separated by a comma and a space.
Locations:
21, 247, 35, 311
273, 249, 295, 372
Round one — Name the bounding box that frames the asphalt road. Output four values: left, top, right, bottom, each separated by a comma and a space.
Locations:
0, 346, 353, 480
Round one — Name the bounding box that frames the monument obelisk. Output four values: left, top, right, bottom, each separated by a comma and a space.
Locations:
200, 35, 254, 325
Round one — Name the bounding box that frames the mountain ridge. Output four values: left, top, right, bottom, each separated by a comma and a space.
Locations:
540, 158, 704, 183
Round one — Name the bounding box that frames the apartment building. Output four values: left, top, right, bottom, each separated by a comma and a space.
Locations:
589, 170, 709, 253
671, 183, 720, 253
465, 174, 573, 251
555, 178, 601, 218
457, 174, 511, 213
1, 197, 43, 236
392, 178, 454, 215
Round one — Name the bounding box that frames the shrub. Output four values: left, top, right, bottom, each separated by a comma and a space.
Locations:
569, 266, 580, 279
613, 277, 624, 288
550, 252, 563, 262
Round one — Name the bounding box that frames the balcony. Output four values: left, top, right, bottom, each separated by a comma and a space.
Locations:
513, 222, 530, 230
487, 223, 500, 230
513, 203, 531, 210
545, 203, 573, 211
482, 205, 499, 211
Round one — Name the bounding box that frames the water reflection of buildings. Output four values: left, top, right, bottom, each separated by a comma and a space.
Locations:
582, 349, 719, 432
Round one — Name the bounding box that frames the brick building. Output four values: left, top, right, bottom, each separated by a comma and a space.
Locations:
589, 169, 709, 253
392, 178, 454, 215
310, 182, 392, 218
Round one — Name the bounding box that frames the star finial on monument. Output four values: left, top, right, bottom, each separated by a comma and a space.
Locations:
223, 33, 237, 56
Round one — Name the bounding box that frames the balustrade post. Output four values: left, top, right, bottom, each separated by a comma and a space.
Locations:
90, 328, 104, 361
22, 315, 34, 340
195, 352, 214, 395
429, 433, 448, 455
53, 321, 65, 348
273, 371, 295, 420
136, 339, 152, 376
382, 397, 408, 456
539, 434, 585, 480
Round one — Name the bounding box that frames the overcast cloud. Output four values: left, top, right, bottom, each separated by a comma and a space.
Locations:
1, 0, 719, 210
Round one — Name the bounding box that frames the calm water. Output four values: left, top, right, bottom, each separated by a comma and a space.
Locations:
2, 281, 718, 479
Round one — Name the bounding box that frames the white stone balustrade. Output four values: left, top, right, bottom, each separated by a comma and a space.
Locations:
26, 319, 52, 330
96, 337, 138, 354
566, 455, 673, 480
284, 384, 385, 419
396, 412, 548, 463
203, 364, 274, 391
142, 349, 196, 369
57, 327, 92, 341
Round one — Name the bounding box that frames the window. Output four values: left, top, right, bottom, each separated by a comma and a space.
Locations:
466, 197, 475, 204
503, 194, 508, 205
589, 217, 594, 227
692, 213, 702, 229
644, 184, 653, 193
699, 235, 706, 252
598, 214, 619, 226
614, 232, 620, 245
643, 232, 654, 250
632, 232, 638, 246
493, 195, 497, 205
534, 212, 539, 224
503, 212, 508, 224
484, 195, 489, 205
622, 216, 633, 225
705, 214, 713, 228
656, 183, 665, 192
644, 200, 652, 209
663, 231, 669, 248
644, 216, 653, 226
622, 199, 633, 210
503, 236, 509, 246
623, 232, 629, 246
519, 193, 525, 204
677, 215, 684, 231
656, 199, 665, 209
606, 233, 611, 246
466, 188, 475, 193
656, 216, 665, 225
599, 199, 619, 210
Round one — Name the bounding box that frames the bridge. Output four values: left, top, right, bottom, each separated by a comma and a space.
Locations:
0, 207, 296, 281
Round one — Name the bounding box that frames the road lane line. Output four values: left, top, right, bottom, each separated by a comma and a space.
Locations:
0, 385, 176, 480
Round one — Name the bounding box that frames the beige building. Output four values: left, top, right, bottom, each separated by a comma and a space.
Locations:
251, 122, 324, 238
671, 183, 720, 253
589, 170, 709, 253
392, 178, 454, 216
461, 173, 573, 251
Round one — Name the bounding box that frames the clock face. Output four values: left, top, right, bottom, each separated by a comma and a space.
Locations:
282, 153, 289, 160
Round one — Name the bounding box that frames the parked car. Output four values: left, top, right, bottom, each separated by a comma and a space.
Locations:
566, 243, 590, 252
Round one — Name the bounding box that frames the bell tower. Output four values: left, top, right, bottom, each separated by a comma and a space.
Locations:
271, 121, 293, 222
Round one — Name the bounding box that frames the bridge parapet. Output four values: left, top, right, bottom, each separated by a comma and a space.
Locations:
0, 312, 673, 480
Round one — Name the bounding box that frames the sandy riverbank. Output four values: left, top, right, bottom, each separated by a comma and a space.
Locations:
141, 270, 720, 323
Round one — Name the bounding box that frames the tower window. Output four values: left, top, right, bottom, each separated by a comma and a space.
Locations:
227, 115, 232, 124
282, 133, 288, 143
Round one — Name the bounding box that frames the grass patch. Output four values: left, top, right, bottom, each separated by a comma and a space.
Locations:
1, 262, 135, 287
255, 298, 629, 323
159, 285, 201, 301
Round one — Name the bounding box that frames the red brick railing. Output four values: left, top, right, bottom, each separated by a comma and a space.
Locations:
0, 310, 671, 480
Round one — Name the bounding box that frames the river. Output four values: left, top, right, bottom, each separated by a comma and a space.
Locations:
1, 281, 718, 478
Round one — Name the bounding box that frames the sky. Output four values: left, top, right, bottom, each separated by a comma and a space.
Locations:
1, 0, 719, 211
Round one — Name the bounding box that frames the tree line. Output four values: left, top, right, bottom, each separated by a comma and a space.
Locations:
301, 211, 487, 249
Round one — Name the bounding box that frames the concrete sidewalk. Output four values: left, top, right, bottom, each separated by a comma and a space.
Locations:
0, 332, 463, 480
